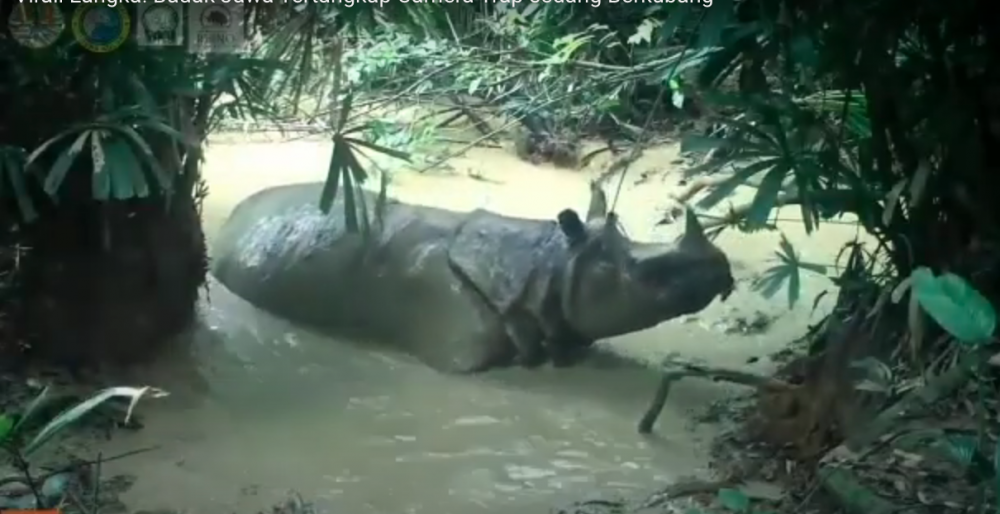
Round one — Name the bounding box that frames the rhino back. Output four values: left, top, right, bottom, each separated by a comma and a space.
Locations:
447, 210, 567, 315
211, 183, 372, 327
210, 183, 514, 372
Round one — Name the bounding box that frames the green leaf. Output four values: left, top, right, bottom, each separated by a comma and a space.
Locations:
697, 158, 781, 209
319, 142, 344, 214
628, 18, 657, 45
799, 261, 827, 274
943, 434, 977, 467
106, 134, 147, 199
0, 413, 14, 443
23, 386, 167, 456
342, 140, 370, 185
134, 118, 198, 149
91, 131, 111, 201
671, 90, 685, 109
911, 267, 996, 345
467, 77, 482, 95
44, 130, 92, 197
343, 143, 371, 233
341, 161, 360, 233
12, 386, 51, 435
336, 92, 354, 133
2, 150, 38, 222
114, 126, 173, 193
343, 137, 412, 161
374, 171, 389, 230
25, 127, 80, 170
745, 162, 789, 229
716, 487, 750, 512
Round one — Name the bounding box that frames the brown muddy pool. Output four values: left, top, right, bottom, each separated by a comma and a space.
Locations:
86, 138, 850, 514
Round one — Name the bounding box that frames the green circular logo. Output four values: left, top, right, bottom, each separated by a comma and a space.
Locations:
72, 4, 130, 53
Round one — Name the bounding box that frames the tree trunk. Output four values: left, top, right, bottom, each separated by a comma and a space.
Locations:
17, 188, 207, 368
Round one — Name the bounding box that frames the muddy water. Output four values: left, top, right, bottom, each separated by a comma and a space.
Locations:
94, 137, 862, 514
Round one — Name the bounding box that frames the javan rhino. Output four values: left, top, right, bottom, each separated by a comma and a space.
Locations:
210, 181, 735, 373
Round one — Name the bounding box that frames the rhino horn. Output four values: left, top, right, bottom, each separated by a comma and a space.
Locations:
681, 207, 709, 247
586, 180, 608, 222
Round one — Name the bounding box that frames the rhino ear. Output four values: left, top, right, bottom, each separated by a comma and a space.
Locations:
586, 181, 608, 222
557, 209, 587, 246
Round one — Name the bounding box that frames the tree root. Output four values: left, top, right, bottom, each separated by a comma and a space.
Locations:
559, 477, 741, 514
640, 477, 742, 508
817, 466, 898, 514
811, 350, 981, 514
638, 359, 798, 434
824, 348, 980, 462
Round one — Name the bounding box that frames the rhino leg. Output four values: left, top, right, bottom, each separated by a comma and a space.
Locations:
410, 288, 517, 373
501, 308, 546, 367
537, 317, 593, 367
522, 289, 594, 367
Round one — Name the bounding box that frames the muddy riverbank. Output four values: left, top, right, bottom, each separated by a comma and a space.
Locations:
3, 133, 867, 514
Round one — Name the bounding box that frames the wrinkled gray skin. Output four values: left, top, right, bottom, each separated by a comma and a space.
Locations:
211, 181, 735, 373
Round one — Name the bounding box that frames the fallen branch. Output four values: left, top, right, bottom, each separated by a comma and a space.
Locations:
638, 360, 798, 434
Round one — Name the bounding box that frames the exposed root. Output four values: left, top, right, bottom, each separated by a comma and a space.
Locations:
639, 477, 742, 508
638, 358, 798, 434
514, 130, 581, 169
823, 348, 980, 462
556, 477, 741, 514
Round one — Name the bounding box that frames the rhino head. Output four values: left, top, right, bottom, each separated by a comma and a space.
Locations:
557, 181, 735, 340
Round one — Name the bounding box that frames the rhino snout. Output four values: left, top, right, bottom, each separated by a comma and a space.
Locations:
720, 280, 735, 301
636, 246, 734, 318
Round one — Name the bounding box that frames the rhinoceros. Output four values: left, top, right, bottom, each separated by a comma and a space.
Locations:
210, 181, 735, 373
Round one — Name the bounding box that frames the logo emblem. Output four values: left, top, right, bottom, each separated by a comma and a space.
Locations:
72, 4, 131, 53
8, 4, 65, 49
137, 4, 183, 47
188, 4, 244, 54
